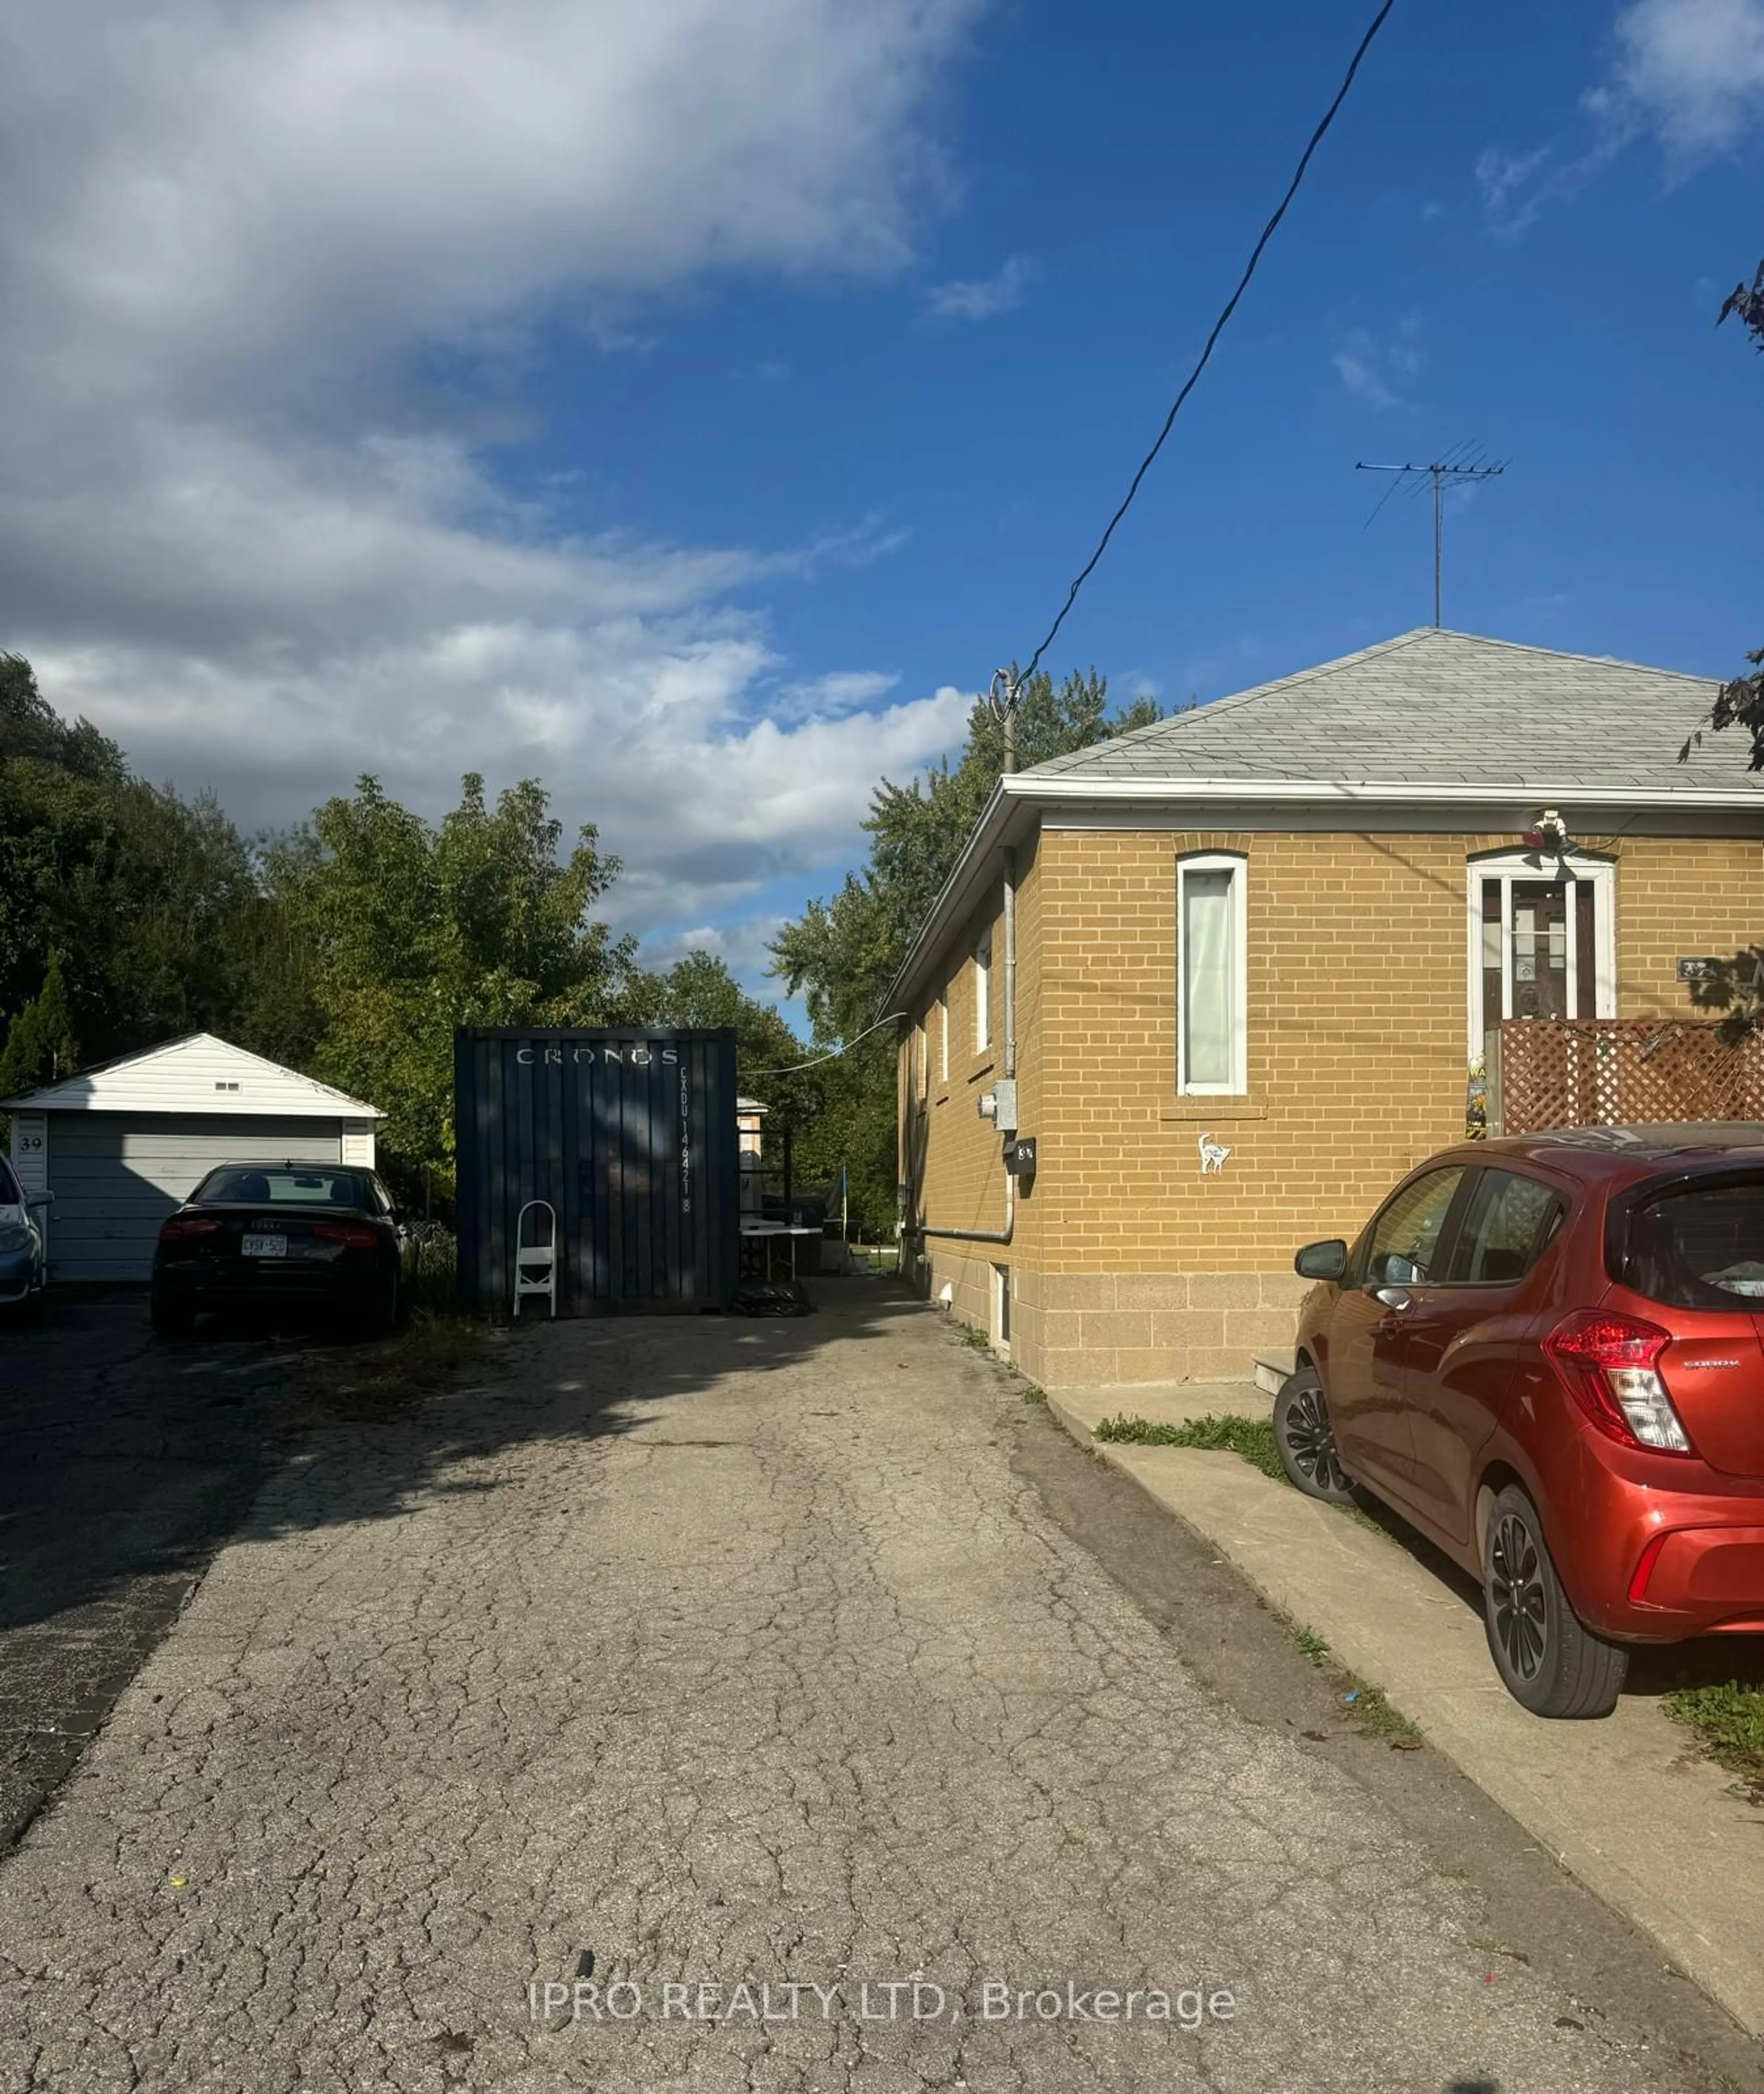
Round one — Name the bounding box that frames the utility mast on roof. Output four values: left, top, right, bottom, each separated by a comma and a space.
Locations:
1357, 449, 1507, 628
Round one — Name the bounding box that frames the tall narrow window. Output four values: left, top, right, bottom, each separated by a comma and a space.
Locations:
939, 996, 949, 1081
1178, 855, 1247, 1095
974, 928, 993, 1053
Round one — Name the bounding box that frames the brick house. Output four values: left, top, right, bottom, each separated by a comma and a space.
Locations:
890, 628, 1764, 1390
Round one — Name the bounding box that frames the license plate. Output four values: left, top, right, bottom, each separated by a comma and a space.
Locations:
243, 1233, 287, 1259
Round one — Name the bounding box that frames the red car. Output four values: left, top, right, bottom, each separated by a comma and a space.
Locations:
1278, 1126, 1764, 1717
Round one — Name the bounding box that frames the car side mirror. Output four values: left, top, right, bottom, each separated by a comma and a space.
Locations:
1368, 1252, 1419, 1288
1294, 1238, 1347, 1282
26, 1191, 53, 1209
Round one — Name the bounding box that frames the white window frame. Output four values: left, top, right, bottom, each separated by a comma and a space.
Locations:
1465, 851, 1616, 1060
1177, 852, 1248, 1096
973, 928, 993, 1053
939, 995, 949, 1082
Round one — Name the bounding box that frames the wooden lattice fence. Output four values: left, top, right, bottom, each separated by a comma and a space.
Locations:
1495, 1019, 1764, 1135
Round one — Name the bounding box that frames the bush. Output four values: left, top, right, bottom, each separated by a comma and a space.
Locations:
411, 1224, 458, 1316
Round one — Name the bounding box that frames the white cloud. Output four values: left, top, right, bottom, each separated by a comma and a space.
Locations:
0, 0, 982, 941
926, 255, 1033, 320
1474, 146, 1558, 232
1475, 0, 1764, 232
1609, 0, 1764, 158
656, 916, 795, 993
772, 670, 903, 722
1331, 315, 1425, 410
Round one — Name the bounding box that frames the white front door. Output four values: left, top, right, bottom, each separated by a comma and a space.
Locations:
1467, 853, 1616, 1061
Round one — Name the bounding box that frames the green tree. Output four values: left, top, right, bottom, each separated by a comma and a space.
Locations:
770, 668, 1163, 1228
623, 948, 802, 1077
0, 951, 80, 1102
0, 653, 126, 782
262, 773, 636, 1173
1663, 265, 1764, 1036
1703, 263, 1764, 764
0, 660, 266, 1065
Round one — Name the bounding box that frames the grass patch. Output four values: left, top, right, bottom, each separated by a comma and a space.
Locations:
1293, 1625, 1330, 1665
1662, 1681, 1764, 1800
1020, 1385, 1048, 1405
1345, 1681, 1423, 1744
1094, 1410, 1285, 1485
1094, 1406, 1395, 1540
284, 1309, 483, 1425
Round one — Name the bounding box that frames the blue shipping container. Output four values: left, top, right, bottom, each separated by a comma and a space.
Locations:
454, 1027, 740, 1315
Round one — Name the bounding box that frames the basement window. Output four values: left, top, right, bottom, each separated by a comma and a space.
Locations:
993, 1263, 1012, 1355
1177, 853, 1247, 1096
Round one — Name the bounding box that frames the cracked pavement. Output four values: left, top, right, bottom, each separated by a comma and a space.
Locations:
0, 1284, 1739, 2091
0, 1298, 306, 1849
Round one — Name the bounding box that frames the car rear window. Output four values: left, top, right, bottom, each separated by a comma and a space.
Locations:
1614, 1177, 1764, 1310
194, 1167, 370, 1209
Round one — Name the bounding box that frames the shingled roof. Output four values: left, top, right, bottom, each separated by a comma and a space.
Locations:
1018, 628, 1749, 796
883, 628, 1764, 1014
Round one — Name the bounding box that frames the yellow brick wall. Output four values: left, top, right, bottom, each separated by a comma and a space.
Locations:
1609, 837, 1764, 1012
902, 823, 1764, 1383
899, 831, 1045, 1354
1035, 828, 1764, 1273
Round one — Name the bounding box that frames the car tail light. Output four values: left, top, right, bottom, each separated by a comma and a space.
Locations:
1543, 1309, 1694, 1455
313, 1222, 379, 1249
158, 1215, 220, 1241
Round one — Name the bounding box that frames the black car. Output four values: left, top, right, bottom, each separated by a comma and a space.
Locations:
151, 1162, 418, 1339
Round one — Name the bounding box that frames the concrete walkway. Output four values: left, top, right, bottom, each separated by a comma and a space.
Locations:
1048, 1383, 1764, 2039
0, 1288, 1739, 2091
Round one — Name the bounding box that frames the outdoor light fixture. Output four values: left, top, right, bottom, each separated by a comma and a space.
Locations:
1521, 809, 1573, 856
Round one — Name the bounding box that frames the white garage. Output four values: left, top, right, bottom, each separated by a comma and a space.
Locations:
3, 1034, 384, 1283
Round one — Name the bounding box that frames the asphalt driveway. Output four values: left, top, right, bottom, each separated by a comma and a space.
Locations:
0, 1281, 1749, 2092
0, 1293, 311, 1846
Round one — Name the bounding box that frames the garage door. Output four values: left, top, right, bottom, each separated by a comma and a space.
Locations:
47, 1114, 345, 1282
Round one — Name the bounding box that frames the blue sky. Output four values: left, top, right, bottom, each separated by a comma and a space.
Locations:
1, 0, 1759, 1021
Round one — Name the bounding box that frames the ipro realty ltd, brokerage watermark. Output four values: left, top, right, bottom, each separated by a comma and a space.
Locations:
528, 1976, 1237, 2029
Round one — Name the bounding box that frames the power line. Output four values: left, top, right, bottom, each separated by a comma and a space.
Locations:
1013, 0, 1400, 693
745, 1010, 910, 1078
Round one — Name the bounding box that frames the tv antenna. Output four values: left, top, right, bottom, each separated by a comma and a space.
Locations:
1357, 447, 1506, 628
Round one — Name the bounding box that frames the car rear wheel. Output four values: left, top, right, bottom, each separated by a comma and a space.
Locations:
1273, 1365, 1359, 1504
1482, 1485, 1628, 1719
150, 1289, 196, 1341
